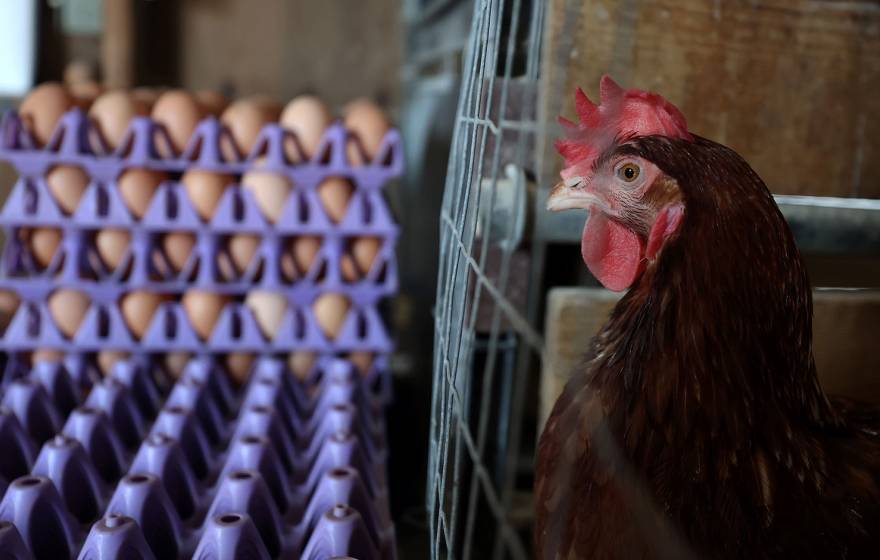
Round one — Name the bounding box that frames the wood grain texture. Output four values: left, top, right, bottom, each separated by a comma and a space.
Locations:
813, 289, 880, 401
540, 0, 880, 198
180, 0, 401, 109
540, 287, 880, 431
540, 287, 621, 430
180, 0, 286, 98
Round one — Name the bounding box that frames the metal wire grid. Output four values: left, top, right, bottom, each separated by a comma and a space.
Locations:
429, 0, 545, 558
427, 2, 880, 558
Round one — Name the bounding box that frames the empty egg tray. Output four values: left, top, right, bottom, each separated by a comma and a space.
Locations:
0, 355, 396, 559
0, 108, 401, 357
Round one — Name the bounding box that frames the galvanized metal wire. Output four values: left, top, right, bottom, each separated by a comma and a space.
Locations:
426, 2, 880, 560
429, 1, 545, 558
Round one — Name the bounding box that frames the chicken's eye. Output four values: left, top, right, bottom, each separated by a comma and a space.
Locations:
617, 163, 640, 183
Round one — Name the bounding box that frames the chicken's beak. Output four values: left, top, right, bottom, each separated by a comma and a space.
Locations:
546, 177, 601, 212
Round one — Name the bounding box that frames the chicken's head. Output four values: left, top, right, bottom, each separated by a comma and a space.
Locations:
548, 76, 693, 291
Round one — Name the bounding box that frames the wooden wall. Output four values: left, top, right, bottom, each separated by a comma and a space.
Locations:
540, 0, 880, 198
180, 0, 402, 109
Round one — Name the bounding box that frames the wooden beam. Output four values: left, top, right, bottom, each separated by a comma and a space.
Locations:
102, 0, 135, 89
540, 0, 880, 198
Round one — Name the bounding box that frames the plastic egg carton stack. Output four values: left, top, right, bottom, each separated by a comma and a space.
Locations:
0, 93, 401, 558
0, 106, 401, 397
0, 355, 395, 559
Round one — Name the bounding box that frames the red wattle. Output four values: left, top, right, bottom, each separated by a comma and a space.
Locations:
581, 212, 645, 292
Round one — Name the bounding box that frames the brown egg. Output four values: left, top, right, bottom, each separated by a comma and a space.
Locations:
95, 229, 131, 270
221, 97, 279, 159
317, 177, 354, 223
89, 90, 149, 149
26, 228, 62, 268
226, 234, 261, 277
151, 90, 204, 156
282, 236, 321, 279
0, 290, 20, 333
344, 98, 390, 164
46, 165, 90, 215
164, 351, 192, 379
182, 290, 229, 340
280, 95, 333, 160
348, 351, 374, 377
63, 60, 97, 87
339, 255, 356, 281
241, 169, 292, 223
287, 351, 316, 381
97, 351, 129, 375
181, 170, 232, 220
245, 291, 287, 340
195, 90, 228, 116
162, 232, 196, 272
120, 290, 165, 339
117, 168, 166, 219
69, 81, 103, 109
19, 83, 74, 146
32, 348, 65, 365
341, 237, 383, 281
48, 289, 90, 338
225, 353, 255, 385
312, 293, 351, 339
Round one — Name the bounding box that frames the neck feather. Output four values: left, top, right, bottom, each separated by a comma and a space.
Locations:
587, 136, 836, 457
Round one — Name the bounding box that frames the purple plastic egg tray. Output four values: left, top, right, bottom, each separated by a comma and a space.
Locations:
0, 354, 396, 559
0, 108, 401, 358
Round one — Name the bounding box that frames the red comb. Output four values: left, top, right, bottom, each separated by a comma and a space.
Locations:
555, 75, 692, 179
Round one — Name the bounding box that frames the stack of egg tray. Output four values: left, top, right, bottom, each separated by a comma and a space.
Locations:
0, 109, 401, 558
0, 355, 395, 559
0, 108, 401, 399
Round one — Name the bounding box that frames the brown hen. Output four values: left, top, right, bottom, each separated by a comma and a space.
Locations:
535, 77, 880, 560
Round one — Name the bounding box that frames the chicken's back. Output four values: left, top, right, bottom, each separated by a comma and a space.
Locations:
534, 366, 662, 560
535, 375, 880, 560
537, 80, 880, 559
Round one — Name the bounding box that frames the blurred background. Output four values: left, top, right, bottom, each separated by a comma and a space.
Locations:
0, 1, 436, 556
0, 1, 878, 558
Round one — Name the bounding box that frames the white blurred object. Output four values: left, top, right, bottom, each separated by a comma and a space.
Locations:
60, 0, 102, 35
475, 163, 528, 251
0, 2, 37, 97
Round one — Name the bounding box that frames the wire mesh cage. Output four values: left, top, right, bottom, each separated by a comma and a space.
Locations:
429, 1, 880, 559
429, 1, 545, 558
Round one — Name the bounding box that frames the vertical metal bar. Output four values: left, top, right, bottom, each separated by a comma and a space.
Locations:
460, 0, 527, 557
431, 1, 492, 557
446, 1, 503, 551
494, 333, 516, 482
491, 1, 547, 558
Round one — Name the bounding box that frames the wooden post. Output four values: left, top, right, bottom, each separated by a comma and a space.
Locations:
102, 0, 135, 89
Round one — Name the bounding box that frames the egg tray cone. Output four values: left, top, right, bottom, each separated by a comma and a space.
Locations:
2, 351, 394, 412
0, 355, 396, 559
